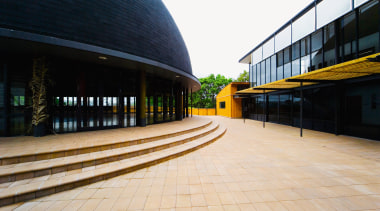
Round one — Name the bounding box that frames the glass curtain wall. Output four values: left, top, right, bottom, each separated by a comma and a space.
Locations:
271, 55, 277, 82
283, 47, 292, 78
311, 29, 323, 71
292, 41, 301, 76
324, 22, 336, 66
265, 58, 271, 83
358, 0, 379, 57
340, 12, 357, 62
300, 36, 311, 74
277, 51, 284, 80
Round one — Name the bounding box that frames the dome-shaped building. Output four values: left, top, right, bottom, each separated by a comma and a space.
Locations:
0, 0, 200, 136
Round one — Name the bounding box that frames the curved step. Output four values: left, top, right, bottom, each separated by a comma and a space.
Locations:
0, 125, 226, 207
0, 122, 219, 184
0, 120, 212, 166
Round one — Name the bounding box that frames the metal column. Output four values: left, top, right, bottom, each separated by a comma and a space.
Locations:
263, 90, 265, 128
300, 82, 303, 137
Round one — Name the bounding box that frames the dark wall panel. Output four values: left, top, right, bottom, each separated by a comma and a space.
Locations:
0, 0, 192, 75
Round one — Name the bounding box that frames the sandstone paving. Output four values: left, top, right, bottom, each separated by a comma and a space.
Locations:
2, 116, 380, 210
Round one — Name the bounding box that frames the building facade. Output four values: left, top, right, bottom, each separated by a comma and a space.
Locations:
238, 0, 380, 140
216, 82, 249, 118
0, 1, 200, 136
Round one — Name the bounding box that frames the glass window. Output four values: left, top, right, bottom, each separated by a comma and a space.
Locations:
358, 0, 379, 57
263, 38, 275, 59
284, 63, 291, 78
292, 41, 300, 60
317, 0, 352, 29
275, 25, 292, 52
283, 47, 292, 78
284, 47, 291, 63
252, 65, 257, 86
301, 55, 310, 74
324, 22, 336, 67
89, 97, 94, 107
252, 48, 263, 64
292, 59, 300, 76
219, 101, 225, 109
292, 8, 316, 42
301, 36, 310, 57
256, 64, 261, 86
340, 12, 357, 62
277, 51, 284, 80
261, 62, 266, 85
271, 55, 277, 82
311, 29, 323, 70
292, 41, 301, 76
355, 0, 370, 8
266, 58, 271, 83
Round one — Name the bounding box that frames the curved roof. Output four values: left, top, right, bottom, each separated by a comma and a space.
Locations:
0, 0, 192, 75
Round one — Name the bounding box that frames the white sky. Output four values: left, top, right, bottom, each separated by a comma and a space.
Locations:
162, 0, 313, 79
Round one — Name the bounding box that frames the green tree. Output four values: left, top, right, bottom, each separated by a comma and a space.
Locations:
191, 74, 233, 108
235, 70, 249, 82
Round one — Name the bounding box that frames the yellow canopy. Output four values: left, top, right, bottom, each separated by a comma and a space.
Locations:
236, 53, 380, 94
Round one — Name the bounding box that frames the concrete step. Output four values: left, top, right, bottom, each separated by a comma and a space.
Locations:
0, 122, 219, 184
0, 122, 226, 207
0, 119, 212, 166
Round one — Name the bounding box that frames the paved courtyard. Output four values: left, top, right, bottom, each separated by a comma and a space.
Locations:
3, 116, 380, 210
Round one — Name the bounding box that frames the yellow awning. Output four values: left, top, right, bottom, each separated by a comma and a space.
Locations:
236, 53, 380, 94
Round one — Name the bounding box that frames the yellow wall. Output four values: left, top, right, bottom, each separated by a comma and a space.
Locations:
189, 108, 216, 116
216, 82, 248, 118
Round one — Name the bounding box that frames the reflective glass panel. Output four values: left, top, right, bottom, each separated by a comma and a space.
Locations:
284, 63, 291, 78
266, 58, 271, 83
271, 55, 277, 82
292, 8, 316, 42
275, 25, 291, 52
301, 37, 310, 57
340, 12, 357, 62
311, 29, 323, 70
324, 22, 336, 66
284, 47, 291, 63
256, 64, 261, 86
277, 51, 284, 80
292, 59, 300, 76
292, 41, 300, 60
317, 0, 352, 29
301, 55, 310, 74
355, 0, 370, 8
252, 65, 257, 87
261, 62, 266, 85
358, 0, 379, 57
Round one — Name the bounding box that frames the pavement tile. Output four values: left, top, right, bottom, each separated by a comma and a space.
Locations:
4, 116, 380, 210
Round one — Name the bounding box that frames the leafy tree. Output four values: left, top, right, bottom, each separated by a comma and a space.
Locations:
191, 74, 233, 108
235, 70, 249, 82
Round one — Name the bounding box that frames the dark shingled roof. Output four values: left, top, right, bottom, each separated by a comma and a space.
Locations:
0, 0, 192, 74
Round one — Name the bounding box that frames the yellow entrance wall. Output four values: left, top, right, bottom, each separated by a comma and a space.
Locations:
189, 108, 216, 116
216, 82, 249, 118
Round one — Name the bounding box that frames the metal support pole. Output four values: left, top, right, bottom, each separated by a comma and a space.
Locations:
263, 90, 265, 128
191, 88, 193, 118
300, 82, 303, 137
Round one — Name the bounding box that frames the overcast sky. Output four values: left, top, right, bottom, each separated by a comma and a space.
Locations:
162, 0, 313, 79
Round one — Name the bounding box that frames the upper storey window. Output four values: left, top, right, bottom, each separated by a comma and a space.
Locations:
275, 26, 291, 52
317, 0, 352, 29
355, 0, 371, 8
292, 8, 315, 42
